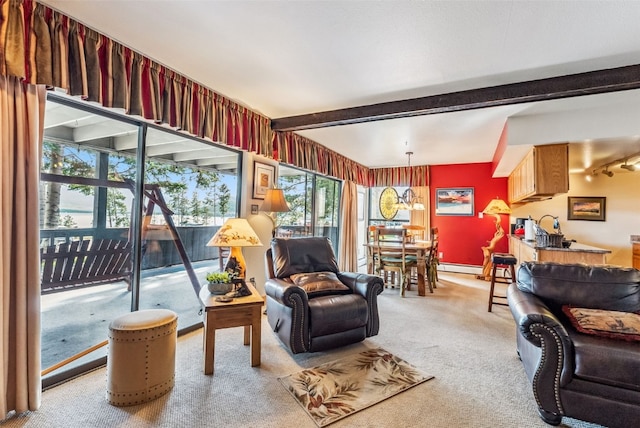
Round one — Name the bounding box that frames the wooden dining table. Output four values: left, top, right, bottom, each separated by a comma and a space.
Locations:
364, 240, 433, 296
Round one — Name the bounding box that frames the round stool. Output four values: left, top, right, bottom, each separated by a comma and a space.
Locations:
107, 309, 178, 406
488, 253, 517, 312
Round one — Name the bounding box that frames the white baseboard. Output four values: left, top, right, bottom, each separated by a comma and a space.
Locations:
438, 263, 482, 275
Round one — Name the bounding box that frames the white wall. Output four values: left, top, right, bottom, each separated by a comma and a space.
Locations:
242, 153, 279, 294
510, 170, 640, 267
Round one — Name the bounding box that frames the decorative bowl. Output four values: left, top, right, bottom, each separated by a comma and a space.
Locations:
207, 282, 233, 295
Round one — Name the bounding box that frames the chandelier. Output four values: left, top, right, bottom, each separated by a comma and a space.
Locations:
394, 151, 425, 211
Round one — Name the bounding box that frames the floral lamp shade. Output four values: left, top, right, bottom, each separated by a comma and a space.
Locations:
206, 218, 263, 280
206, 218, 263, 248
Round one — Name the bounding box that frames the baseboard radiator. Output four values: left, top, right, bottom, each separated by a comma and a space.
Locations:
438, 263, 482, 275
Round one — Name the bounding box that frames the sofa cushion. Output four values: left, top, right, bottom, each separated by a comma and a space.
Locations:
291, 271, 350, 297
308, 294, 368, 337
570, 328, 640, 392
563, 306, 640, 342
516, 262, 640, 312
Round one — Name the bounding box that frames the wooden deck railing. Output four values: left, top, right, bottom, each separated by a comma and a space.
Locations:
40, 239, 132, 294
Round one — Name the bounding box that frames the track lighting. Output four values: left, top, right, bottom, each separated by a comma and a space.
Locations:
601, 168, 614, 177
621, 161, 637, 171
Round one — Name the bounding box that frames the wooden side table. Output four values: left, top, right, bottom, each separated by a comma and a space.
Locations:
198, 282, 264, 375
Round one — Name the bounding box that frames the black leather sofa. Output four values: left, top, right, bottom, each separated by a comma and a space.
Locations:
264, 237, 384, 354
507, 261, 640, 427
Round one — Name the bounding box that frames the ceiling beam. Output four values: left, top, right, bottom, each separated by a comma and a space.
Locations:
271, 64, 640, 131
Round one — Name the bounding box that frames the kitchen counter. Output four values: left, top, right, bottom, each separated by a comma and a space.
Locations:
514, 236, 611, 254
509, 235, 611, 265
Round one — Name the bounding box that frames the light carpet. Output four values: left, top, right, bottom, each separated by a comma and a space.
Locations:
2, 272, 604, 427
279, 347, 433, 427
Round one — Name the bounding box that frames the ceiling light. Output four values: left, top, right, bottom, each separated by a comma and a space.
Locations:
620, 161, 637, 171
602, 168, 614, 177
394, 150, 425, 211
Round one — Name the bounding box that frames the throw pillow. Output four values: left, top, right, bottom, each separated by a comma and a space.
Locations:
290, 271, 350, 296
562, 306, 640, 342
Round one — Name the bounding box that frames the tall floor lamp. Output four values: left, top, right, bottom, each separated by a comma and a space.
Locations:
259, 188, 290, 237
478, 198, 512, 280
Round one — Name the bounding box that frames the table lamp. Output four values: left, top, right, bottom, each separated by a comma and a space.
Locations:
478, 198, 512, 280
259, 188, 290, 237
206, 218, 263, 295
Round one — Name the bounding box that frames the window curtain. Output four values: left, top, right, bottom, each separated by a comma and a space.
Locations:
272, 131, 369, 185
368, 165, 429, 187
0, 75, 46, 418
409, 186, 430, 239
0, 0, 378, 186
338, 180, 358, 271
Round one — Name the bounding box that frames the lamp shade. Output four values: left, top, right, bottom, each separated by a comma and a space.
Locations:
482, 198, 511, 215
206, 218, 263, 248
259, 188, 290, 213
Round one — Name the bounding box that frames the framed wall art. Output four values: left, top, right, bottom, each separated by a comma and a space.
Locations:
567, 196, 606, 221
253, 161, 275, 199
435, 187, 474, 216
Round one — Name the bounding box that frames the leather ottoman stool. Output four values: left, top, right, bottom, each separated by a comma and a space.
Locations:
106, 309, 178, 406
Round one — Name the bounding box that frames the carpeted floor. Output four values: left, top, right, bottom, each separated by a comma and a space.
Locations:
3, 272, 603, 428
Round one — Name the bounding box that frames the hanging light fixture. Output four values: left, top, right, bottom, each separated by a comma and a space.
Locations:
395, 151, 425, 211
621, 159, 637, 171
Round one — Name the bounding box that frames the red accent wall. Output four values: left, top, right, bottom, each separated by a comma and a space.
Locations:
430, 162, 509, 266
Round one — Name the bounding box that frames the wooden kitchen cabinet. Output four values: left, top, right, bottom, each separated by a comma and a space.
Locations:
508, 143, 569, 204
633, 243, 640, 269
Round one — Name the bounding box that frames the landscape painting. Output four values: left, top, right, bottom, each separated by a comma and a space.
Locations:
567, 196, 606, 221
435, 188, 474, 216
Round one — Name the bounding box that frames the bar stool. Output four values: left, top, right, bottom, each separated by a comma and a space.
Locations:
488, 253, 517, 312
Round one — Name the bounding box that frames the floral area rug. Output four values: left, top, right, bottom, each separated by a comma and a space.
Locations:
279, 347, 434, 427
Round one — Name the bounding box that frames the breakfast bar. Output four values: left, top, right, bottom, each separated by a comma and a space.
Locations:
509, 235, 611, 266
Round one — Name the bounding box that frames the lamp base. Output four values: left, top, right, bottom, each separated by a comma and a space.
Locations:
477, 214, 505, 281
223, 246, 246, 279
225, 279, 251, 298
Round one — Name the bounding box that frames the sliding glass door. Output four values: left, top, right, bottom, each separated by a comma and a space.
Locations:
40, 94, 240, 386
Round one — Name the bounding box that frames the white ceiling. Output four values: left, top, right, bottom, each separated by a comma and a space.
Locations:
39, 0, 640, 175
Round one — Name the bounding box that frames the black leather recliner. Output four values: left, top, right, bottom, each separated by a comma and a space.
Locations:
508, 261, 640, 428
264, 237, 384, 354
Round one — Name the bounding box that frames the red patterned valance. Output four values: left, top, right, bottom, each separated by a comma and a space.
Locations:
368, 165, 429, 187
272, 132, 370, 184
0, 0, 429, 187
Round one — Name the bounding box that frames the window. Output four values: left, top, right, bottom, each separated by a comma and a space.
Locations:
277, 165, 341, 253
369, 186, 410, 225
40, 94, 240, 385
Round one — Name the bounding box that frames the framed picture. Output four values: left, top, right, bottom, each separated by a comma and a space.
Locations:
567, 196, 606, 221
435, 187, 474, 216
251, 204, 259, 215
253, 161, 275, 199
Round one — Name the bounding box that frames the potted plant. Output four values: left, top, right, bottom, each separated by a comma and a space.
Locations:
206, 271, 236, 295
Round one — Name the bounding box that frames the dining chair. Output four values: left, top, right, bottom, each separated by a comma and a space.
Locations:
425, 227, 440, 291
402, 224, 426, 289
375, 227, 416, 297
367, 225, 380, 275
